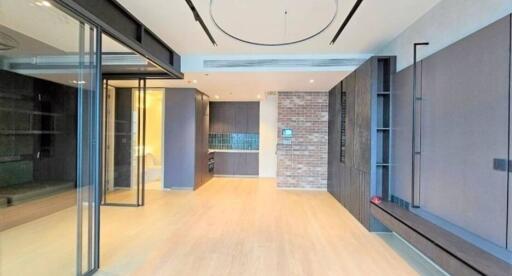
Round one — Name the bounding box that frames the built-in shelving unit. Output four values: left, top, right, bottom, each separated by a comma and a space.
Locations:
373, 57, 394, 201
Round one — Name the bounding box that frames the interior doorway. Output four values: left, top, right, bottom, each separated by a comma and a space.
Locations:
102, 78, 147, 207
143, 89, 165, 191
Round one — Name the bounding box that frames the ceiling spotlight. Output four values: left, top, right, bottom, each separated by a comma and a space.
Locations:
256, 94, 261, 99
192, 79, 198, 84
214, 95, 220, 99
309, 79, 315, 83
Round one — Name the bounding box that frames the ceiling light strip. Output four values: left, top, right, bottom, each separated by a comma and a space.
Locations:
330, 0, 364, 45
185, 0, 217, 46
209, 0, 338, 46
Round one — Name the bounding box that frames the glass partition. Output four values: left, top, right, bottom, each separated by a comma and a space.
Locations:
0, 0, 99, 275
102, 78, 146, 206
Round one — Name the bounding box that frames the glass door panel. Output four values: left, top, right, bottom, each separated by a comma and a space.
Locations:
0, 0, 99, 275
102, 78, 146, 206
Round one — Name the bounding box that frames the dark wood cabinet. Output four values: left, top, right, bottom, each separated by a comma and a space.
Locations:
246, 103, 260, 133
213, 151, 258, 176
209, 102, 259, 133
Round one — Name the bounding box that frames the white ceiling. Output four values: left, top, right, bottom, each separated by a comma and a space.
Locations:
113, 0, 441, 100
108, 71, 347, 101
1, 0, 441, 101
117, 0, 441, 55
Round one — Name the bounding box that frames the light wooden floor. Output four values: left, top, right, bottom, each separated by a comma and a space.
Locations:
1, 178, 441, 276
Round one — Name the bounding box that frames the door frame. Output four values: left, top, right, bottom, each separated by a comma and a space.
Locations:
101, 77, 147, 207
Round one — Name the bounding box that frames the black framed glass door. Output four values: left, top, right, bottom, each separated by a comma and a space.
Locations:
101, 78, 146, 207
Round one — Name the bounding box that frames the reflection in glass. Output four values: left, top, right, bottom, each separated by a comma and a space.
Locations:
0, 0, 98, 275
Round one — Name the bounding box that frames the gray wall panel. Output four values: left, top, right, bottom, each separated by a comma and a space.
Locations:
164, 89, 210, 190
419, 15, 510, 247
164, 89, 196, 189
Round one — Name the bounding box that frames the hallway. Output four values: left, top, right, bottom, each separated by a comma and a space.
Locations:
97, 178, 440, 275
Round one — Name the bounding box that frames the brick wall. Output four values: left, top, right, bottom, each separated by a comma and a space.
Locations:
277, 92, 328, 189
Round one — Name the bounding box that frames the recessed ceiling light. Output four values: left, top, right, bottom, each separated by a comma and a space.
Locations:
256, 94, 261, 99
36, 1, 52, 7
309, 79, 315, 83
192, 79, 198, 84
214, 95, 220, 99
71, 80, 86, 84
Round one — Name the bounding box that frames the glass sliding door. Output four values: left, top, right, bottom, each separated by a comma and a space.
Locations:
0, 0, 99, 275
102, 77, 146, 206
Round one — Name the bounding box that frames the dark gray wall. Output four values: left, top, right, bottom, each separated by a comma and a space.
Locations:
391, 15, 511, 249
164, 89, 197, 189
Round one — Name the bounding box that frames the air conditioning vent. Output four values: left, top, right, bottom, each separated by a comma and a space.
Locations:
203, 58, 365, 68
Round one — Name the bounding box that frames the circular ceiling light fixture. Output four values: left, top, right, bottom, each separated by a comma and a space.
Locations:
210, 0, 338, 46
0, 32, 19, 51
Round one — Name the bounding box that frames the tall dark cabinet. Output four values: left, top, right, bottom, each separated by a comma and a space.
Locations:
327, 56, 395, 230
164, 88, 210, 190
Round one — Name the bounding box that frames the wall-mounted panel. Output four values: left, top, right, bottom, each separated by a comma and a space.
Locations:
419, 15, 510, 248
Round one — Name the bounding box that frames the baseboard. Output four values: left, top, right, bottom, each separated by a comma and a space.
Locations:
168, 187, 194, 191
277, 186, 327, 191
214, 175, 259, 178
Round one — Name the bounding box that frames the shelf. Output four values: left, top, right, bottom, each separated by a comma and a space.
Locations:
377, 163, 390, 167
0, 107, 64, 117
0, 154, 33, 163
0, 130, 62, 135
377, 127, 390, 131
377, 91, 390, 95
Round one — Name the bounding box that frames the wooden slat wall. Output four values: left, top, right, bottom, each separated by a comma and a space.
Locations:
327, 57, 394, 230
328, 59, 372, 229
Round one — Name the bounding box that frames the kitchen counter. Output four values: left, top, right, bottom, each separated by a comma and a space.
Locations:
208, 149, 259, 153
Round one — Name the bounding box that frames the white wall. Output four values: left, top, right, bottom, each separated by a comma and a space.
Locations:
380, 0, 512, 71
259, 94, 278, 177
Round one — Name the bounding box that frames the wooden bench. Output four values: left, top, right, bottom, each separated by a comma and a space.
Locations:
371, 201, 511, 276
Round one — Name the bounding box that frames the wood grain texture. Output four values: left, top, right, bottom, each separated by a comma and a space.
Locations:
209, 102, 260, 134
0, 189, 76, 231
327, 57, 383, 230
1, 178, 428, 276
371, 202, 512, 276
